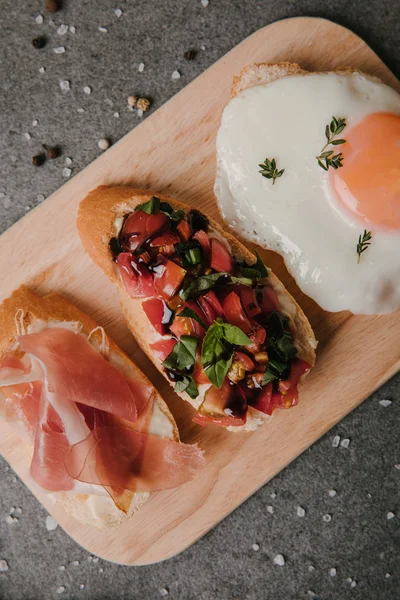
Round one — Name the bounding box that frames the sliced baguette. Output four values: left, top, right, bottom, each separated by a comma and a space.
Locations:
0, 285, 179, 528
78, 186, 317, 432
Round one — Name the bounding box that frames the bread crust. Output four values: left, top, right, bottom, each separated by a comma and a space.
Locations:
0, 285, 179, 527
77, 186, 317, 431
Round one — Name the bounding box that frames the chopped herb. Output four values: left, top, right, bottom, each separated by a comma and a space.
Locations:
135, 196, 160, 214
201, 318, 251, 388
253, 251, 269, 277
259, 158, 285, 185
236, 251, 268, 280
109, 236, 123, 258
159, 202, 185, 221
267, 312, 297, 361
187, 209, 209, 232
162, 335, 198, 372
316, 117, 347, 171
356, 230, 372, 263
175, 374, 199, 398
175, 241, 202, 268
262, 358, 289, 385
177, 307, 207, 330
180, 272, 228, 300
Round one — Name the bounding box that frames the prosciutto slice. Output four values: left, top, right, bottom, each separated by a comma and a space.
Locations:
1, 326, 204, 509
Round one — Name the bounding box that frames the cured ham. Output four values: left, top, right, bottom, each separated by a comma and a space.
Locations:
0, 325, 204, 509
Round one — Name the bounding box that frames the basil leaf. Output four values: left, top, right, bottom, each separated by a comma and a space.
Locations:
237, 266, 261, 280
262, 358, 289, 386
267, 312, 297, 361
253, 251, 269, 277
205, 353, 233, 389
135, 196, 160, 214
160, 203, 185, 221
180, 273, 228, 301
177, 308, 207, 331
220, 323, 251, 346
201, 324, 223, 366
162, 336, 198, 371
229, 275, 255, 287
175, 375, 199, 399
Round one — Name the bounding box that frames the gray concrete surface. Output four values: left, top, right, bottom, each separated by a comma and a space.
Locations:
0, 1, 399, 599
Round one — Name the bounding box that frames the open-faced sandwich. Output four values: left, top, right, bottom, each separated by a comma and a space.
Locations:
215, 62, 400, 314
0, 286, 204, 528
78, 187, 316, 431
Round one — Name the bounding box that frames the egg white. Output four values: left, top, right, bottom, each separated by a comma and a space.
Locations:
215, 72, 400, 314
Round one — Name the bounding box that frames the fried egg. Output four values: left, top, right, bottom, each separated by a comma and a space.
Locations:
214, 71, 400, 314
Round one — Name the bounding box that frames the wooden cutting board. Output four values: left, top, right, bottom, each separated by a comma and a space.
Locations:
1, 17, 399, 565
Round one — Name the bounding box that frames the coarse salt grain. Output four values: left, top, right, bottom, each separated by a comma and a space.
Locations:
395, 464, 400, 470
171, 70, 181, 81
83, 86, 92, 95
323, 514, 332, 522
138, 62, 145, 72
308, 565, 315, 572
87, 556, 93, 562
65, 157, 72, 165
92, 557, 99, 564
328, 489, 337, 497
98, 138, 110, 151
251, 543, 260, 551
72, 560, 79, 566
14, 508, 22, 515
346, 577, 353, 583
70, 26, 76, 34
62, 167, 72, 178
114, 112, 120, 118
39, 67, 45, 73
200, 44, 206, 50
25, 206, 31, 212
0, 560, 9, 572
56, 587, 66, 594
332, 435, 340, 447
79, 584, 85, 590
159, 589, 169, 597
385, 573, 391, 578
379, 399, 392, 407
77, 108, 85, 114
35, 15, 44, 24
53, 46, 66, 54
32, 119, 38, 127
270, 492, 276, 499
3, 197, 11, 208
266, 505, 274, 514
5, 515, 18, 524
350, 581, 357, 588
98, 567, 103, 573
329, 567, 337, 577
201, 0, 209, 6
98, 26, 108, 33
307, 592, 317, 598
387, 511, 395, 520
115, 8, 122, 17
59, 565, 66, 571
297, 506, 306, 517
46, 516, 58, 530
340, 438, 350, 448
60, 80, 70, 91
57, 24, 68, 35
273, 554, 285, 566
24, 133, 31, 140
137, 109, 144, 117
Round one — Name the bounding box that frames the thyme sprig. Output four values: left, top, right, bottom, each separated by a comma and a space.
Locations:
259, 157, 285, 184
356, 230, 372, 264
316, 117, 347, 171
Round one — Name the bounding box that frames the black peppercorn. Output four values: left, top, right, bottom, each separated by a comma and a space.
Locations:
184, 49, 197, 61
32, 154, 46, 167
45, 0, 61, 12
32, 37, 46, 49
43, 144, 60, 160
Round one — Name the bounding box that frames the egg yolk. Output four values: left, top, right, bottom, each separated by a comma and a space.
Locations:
331, 112, 400, 229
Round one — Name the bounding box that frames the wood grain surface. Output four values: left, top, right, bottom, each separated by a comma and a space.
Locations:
0, 17, 399, 565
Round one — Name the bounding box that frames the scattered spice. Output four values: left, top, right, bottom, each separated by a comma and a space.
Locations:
98, 26, 108, 33
251, 543, 260, 551
57, 24, 68, 35
98, 138, 110, 151
43, 144, 60, 159
297, 506, 306, 517
32, 153, 46, 167
79, 584, 85, 590
266, 505, 274, 515
127, 95, 138, 107
56, 586, 66, 595
184, 49, 197, 61
159, 589, 169, 597
171, 70, 181, 81
138, 62, 145, 72
328, 489, 337, 497
39, 66, 46, 73
387, 511, 395, 520
45, 515, 58, 530
35, 15, 44, 24
115, 8, 123, 17
340, 438, 350, 448
83, 86, 92, 95
332, 435, 340, 447
329, 567, 337, 577
136, 97, 150, 112
32, 36, 46, 49
379, 399, 392, 407
53, 46, 66, 54
0, 559, 9, 572
62, 167, 72, 177
70, 26, 76, 34
273, 554, 285, 566
323, 514, 332, 523
45, 0, 61, 13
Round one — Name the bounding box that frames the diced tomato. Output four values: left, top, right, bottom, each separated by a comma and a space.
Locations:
122, 211, 169, 251
193, 230, 211, 254
192, 379, 247, 427
233, 351, 255, 372
247, 324, 267, 353
253, 383, 273, 415
278, 359, 311, 393
177, 219, 191, 242
260, 286, 280, 314
193, 358, 209, 384
277, 386, 299, 409
117, 252, 155, 298
142, 298, 173, 335
197, 295, 217, 326
150, 230, 180, 247
203, 291, 224, 317
210, 238, 234, 273
170, 301, 205, 339
240, 287, 261, 319
159, 244, 176, 257
149, 338, 177, 362
153, 255, 186, 300
222, 291, 253, 334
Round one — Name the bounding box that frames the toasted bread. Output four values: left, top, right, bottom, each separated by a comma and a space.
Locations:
0, 286, 179, 528
78, 186, 317, 432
